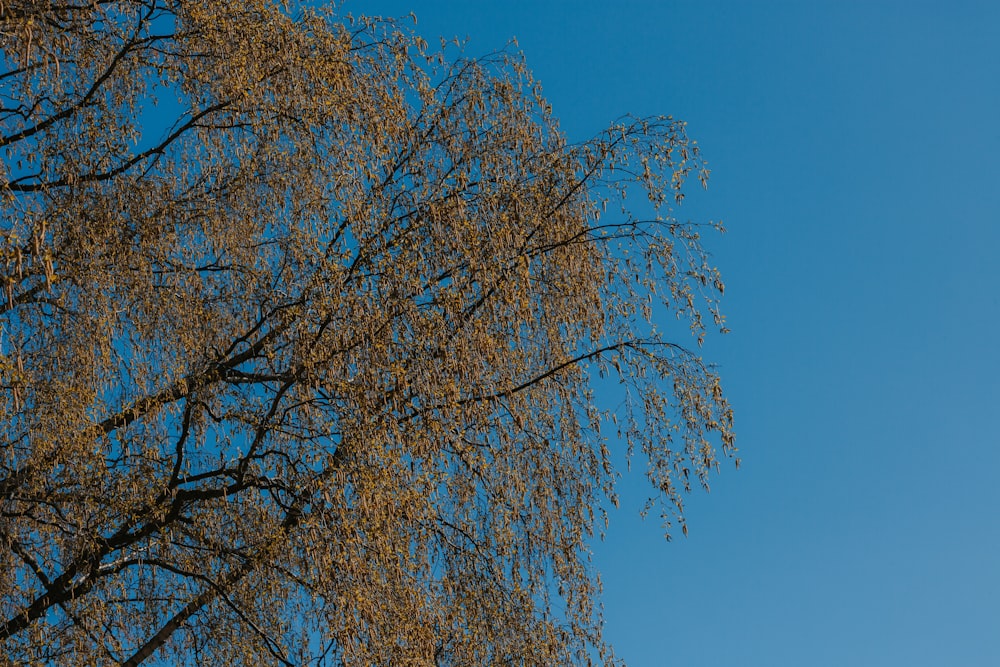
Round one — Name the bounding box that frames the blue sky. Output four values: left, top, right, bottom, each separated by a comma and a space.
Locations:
357, 2, 1000, 665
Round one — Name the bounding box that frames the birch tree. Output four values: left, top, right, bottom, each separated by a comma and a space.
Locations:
0, 1, 735, 664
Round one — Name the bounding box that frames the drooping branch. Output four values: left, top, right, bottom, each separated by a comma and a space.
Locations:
0, 3, 172, 149
121, 450, 342, 666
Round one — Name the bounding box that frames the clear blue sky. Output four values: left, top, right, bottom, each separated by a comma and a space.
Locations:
357, 2, 1000, 665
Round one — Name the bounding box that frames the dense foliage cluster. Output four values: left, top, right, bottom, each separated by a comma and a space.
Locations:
0, 1, 733, 664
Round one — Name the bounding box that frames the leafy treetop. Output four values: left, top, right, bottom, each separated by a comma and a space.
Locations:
0, 1, 734, 664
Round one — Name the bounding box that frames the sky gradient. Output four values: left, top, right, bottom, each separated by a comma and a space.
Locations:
356, 2, 1000, 664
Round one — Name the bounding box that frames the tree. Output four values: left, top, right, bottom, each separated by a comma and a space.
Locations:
0, 1, 734, 664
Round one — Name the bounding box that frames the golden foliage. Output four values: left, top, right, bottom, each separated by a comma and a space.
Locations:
0, 1, 734, 664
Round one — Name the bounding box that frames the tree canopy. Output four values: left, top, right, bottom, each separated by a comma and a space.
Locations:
0, 1, 734, 664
